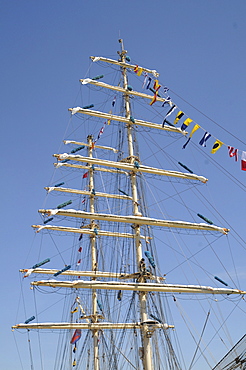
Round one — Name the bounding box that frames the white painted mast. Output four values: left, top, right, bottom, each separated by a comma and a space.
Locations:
118, 38, 153, 370
86, 134, 99, 370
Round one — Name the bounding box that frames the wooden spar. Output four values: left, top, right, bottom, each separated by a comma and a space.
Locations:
80, 78, 169, 103
54, 154, 208, 183
20, 268, 163, 280
31, 224, 151, 239
90, 55, 159, 77
12, 322, 173, 330
45, 187, 132, 200
54, 161, 128, 175
68, 107, 187, 135
37, 209, 229, 235
31, 279, 246, 295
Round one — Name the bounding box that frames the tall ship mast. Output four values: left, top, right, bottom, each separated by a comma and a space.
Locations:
13, 40, 245, 369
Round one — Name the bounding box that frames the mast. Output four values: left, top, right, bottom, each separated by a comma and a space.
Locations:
118, 38, 153, 370
87, 135, 99, 370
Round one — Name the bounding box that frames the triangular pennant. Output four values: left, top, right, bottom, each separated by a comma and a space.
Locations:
150, 93, 157, 106
153, 79, 161, 91
182, 124, 200, 149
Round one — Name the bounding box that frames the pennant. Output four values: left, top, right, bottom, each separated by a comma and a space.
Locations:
71, 307, 78, 314
241, 151, 246, 171
107, 110, 112, 125
173, 111, 184, 125
182, 124, 200, 149
211, 139, 223, 154
73, 345, 77, 353
162, 105, 176, 126
150, 93, 157, 106
78, 234, 83, 241
142, 73, 148, 89
78, 246, 82, 252
181, 118, 192, 131
146, 77, 152, 89
112, 96, 116, 107
162, 96, 171, 107
81, 197, 86, 204
72, 359, 76, 367
153, 79, 161, 92
133, 65, 138, 73
70, 329, 81, 344
77, 259, 81, 266
83, 172, 88, 179
199, 132, 211, 147
137, 67, 143, 76
228, 146, 238, 161
97, 124, 105, 140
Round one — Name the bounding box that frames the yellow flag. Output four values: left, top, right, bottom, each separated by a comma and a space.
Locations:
137, 67, 143, 76
173, 111, 184, 125
211, 139, 223, 154
107, 110, 112, 125
71, 307, 78, 314
189, 124, 200, 137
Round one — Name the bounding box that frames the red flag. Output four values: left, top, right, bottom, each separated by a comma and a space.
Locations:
134, 65, 138, 73
83, 172, 88, 179
78, 247, 82, 252
241, 151, 246, 171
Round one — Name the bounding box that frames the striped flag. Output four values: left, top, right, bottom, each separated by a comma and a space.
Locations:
228, 146, 238, 161
199, 132, 211, 147
162, 105, 176, 126
173, 111, 184, 125
70, 329, 81, 344
181, 118, 192, 131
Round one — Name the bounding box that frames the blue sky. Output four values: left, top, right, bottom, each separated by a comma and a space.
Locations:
1, 1, 246, 369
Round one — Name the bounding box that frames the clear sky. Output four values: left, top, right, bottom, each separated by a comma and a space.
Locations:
1, 1, 246, 369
